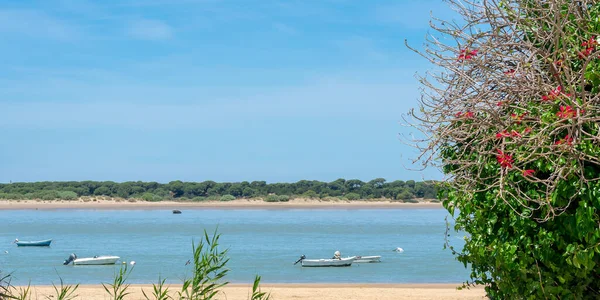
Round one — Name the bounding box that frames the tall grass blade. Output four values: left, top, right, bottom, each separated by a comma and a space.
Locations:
102, 264, 133, 300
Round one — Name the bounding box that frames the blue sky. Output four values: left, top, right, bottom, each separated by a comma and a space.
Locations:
0, 0, 454, 183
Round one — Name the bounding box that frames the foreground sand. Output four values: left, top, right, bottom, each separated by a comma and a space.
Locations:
20, 283, 486, 300
0, 199, 442, 210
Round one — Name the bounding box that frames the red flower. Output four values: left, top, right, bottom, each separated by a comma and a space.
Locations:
455, 111, 474, 119
578, 37, 596, 59
510, 112, 527, 124
458, 49, 478, 61
496, 130, 510, 139
496, 130, 521, 139
510, 130, 522, 138
582, 37, 597, 48
497, 101, 504, 106
578, 47, 594, 59
556, 106, 577, 119
542, 86, 565, 101
496, 150, 514, 169
503, 69, 516, 76
522, 169, 535, 177
523, 127, 532, 135
555, 135, 574, 145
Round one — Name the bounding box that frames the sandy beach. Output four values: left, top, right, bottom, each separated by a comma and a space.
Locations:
16, 283, 486, 300
0, 198, 442, 210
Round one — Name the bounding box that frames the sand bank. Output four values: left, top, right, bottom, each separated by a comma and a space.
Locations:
0, 199, 442, 210
18, 283, 485, 300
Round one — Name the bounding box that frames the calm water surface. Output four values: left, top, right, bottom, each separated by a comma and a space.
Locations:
0, 208, 469, 285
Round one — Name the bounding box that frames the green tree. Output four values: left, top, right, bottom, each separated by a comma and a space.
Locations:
93, 186, 111, 196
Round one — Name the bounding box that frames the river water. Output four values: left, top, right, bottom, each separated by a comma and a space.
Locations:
0, 208, 469, 285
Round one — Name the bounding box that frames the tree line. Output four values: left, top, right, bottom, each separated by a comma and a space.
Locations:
0, 179, 438, 202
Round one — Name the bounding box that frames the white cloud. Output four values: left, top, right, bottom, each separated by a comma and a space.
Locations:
127, 19, 173, 40
0, 9, 77, 40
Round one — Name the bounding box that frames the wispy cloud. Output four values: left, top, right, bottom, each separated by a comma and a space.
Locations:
0, 9, 78, 40
127, 18, 173, 40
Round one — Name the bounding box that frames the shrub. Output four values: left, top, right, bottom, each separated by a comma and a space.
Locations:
407, 0, 600, 298
192, 196, 206, 202
276, 195, 290, 202
220, 195, 236, 202
396, 190, 414, 200
41, 191, 59, 200
57, 191, 78, 201
302, 190, 318, 199
264, 195, 279, 202
141, 193, 160, 202
345, 193, 361, 200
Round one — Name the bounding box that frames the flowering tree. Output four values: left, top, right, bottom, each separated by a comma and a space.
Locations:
407, 0, 600, 298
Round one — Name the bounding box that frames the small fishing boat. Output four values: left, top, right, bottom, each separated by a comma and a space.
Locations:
294, 255, 356, 267
63, 253, 120, 265
173, 210, 182, 214
13, 239, 52, 247
74, 256, 120, 265
351, 255, 381, 263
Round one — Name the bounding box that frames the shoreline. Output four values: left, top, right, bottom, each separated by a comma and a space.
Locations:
0, 199, 443, 210
17, 283, 486, 300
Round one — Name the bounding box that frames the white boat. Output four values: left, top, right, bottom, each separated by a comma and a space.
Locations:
63, 253, 120, 266
294, 255, 356, 267
74, 255, 120, 265
352, 255, 381, 263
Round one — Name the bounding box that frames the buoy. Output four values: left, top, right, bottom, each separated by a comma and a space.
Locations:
394, 247, 404, 253
130, 261, 136, 266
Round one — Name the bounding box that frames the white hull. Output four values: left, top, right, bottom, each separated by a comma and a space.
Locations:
73, 256, 120, 265
301, 256, 356, 267
352, 256, 381, 263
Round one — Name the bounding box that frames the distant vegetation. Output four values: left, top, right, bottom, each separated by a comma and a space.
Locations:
0, 179, 438, 202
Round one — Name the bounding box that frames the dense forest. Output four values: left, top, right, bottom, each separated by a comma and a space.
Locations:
0, 179, 438, 202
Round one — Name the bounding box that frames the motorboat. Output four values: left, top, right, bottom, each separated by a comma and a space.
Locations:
74, 256, 120, 265
13, 239, 52, 247
294, 255, 356, 267
352, 255, 381, 263
63, 253, 120, 265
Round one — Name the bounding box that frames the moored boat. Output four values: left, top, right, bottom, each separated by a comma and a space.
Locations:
63, 253, 120, 265
351, 255, 381, 263
13, 239, 52, 247
294, 255, 356, 267
74, 256, 120, 265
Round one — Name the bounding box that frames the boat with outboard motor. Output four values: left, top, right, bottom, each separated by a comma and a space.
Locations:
294, 254, 356, 267
63, 253, 120, 265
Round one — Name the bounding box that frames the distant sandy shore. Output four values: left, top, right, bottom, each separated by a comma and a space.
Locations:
19, 283, 486, 300
0, 198, 443, 210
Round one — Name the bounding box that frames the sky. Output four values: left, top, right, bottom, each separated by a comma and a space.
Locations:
0, 0, 455, 184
